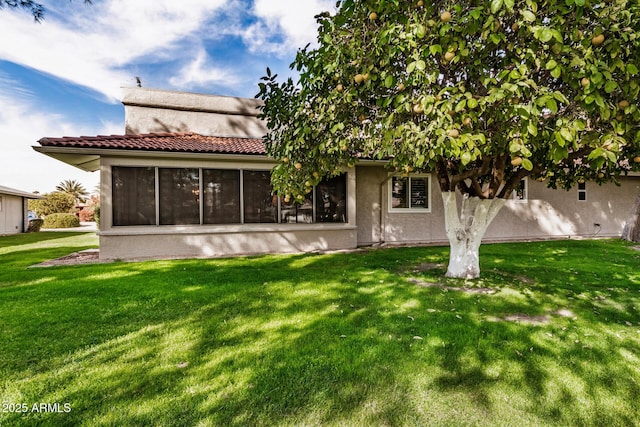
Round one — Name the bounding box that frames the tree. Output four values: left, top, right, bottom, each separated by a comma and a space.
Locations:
622, 190, 640, 242
56, 179, 89, 204
28, 191, 75, 217
0, 0, 91, 22
257, 0, 640, 278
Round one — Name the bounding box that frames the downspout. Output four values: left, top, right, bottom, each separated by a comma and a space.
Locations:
378, 174, 394, 246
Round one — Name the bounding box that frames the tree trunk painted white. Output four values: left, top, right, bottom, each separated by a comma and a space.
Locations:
622, 190, 640, 243
442, 192, 506, 279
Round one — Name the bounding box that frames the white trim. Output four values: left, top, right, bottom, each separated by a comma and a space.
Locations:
101, 223, 356, 236
387, 174, 432, 213
578, 181, 587, 202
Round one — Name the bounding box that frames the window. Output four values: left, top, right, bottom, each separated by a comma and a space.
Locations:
203, 169, 240, 224
112, 167, 156, 226
389, 175, 430, 212
111, 167, 348, 226
159, 168, 200, 225
578, 181, 587, 201
243, 170, 277, 223
316, 174, 347, 222
512, 178, 528, 202
0, 195, 3, 212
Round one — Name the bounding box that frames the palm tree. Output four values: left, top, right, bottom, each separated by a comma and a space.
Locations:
56, 179, 89, 204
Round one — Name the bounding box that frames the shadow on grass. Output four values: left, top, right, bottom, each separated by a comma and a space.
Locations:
0, 241, 639, 426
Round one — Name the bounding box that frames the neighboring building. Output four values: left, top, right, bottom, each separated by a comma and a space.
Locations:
34, 87, 640, 261
0, 185, 43, 235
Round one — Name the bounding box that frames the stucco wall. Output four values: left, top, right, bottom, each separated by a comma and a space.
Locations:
100, 226, 358, 261
0, 194, 25, 235
122, 87, 267, 137
355, 165, 640, 246
98, 155, 358, 261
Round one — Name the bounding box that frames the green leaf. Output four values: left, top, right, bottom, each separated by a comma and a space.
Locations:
521, 10, 536, 22
560, 127, 572, 141
504, 0, 515, 10
461, 151, 472, 165
415, 60, 426, 71
536, 28, 554, 43
429, 44, 443, 56
385, 75, 395, 88
491, 0, 503, 13
550, 67, 561, 79
527, 122, 538, 136
604, 81, 618, 93
522, 158, 533, 171
489, 33, 502, 44
588, 147, 605, 160
627, 64, 639, 75
545, 60, 558, 70
546, 98, 558, 114
467, 98, 478, 109
330, 122, 345, 134
407, 61, 416, 74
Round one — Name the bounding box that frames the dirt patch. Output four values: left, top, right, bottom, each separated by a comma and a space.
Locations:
504, 314, 550, 324
30, 249, 106, 268
408, 277, 498, 295
411, 263, 445, 272
487, 309, 576, 325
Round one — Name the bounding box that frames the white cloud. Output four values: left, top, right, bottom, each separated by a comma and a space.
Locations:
168, 48, 240, 89
0, 0, 229, 101
0, 92, 120, 193
244, 0, 335, 55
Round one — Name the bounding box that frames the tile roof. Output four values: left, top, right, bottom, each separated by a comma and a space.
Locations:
37, 133, 266, 155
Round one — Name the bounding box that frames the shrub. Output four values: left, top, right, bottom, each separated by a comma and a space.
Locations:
79, 206, 95, 222
29, 192, 76, 217
27, 219, 44, 233
43, 213, 80, 229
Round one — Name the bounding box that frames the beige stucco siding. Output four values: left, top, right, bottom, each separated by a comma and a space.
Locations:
356, 165, 639, 246
99, 226, 357, 261
493, 177, 639, 240
123, 88, 267, 137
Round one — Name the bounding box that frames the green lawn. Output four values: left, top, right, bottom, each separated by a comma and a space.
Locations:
1, 232, 639, 426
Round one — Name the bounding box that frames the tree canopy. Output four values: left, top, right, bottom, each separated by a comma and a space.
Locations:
257, 0, 640, 202
56, 179, 89, 203
257, 0, 640, 278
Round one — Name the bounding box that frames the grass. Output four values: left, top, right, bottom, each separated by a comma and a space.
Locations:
0, 232, 639, 426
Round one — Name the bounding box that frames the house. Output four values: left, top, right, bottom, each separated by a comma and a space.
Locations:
0, 185, 43, 235
34, 87, 640, 261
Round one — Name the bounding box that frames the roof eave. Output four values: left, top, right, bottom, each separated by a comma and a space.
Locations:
33, 146, 274, 172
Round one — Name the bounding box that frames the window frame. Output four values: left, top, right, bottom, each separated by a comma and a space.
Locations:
578, 181, 587, 201
110, 165, 348, 226
388, 173, 432, 213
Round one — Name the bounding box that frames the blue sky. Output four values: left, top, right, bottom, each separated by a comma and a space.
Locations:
0, 0, 334, 194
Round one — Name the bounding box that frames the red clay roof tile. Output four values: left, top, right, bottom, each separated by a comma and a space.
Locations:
37, 132, 266, 155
